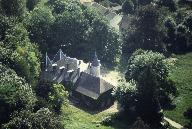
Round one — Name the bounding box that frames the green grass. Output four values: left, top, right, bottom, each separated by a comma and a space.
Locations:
61, 104, 130, 129
164, 52, 192, 126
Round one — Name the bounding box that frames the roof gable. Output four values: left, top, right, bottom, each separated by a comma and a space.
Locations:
52, 49, 66, 63
75, 72, 114, 99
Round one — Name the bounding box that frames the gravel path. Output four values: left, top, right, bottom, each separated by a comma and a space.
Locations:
164, 117, 184, 129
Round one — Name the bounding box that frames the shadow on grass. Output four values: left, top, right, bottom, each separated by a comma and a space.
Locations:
69, 97, 117, 115
101, 111, 136, 129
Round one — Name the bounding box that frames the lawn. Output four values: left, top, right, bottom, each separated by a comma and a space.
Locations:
61, 104, 130, 129
164, 52, 192, 126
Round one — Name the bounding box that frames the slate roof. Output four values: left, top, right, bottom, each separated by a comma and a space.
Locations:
52, 49, 66, 63
119, 15, 131, 31
46, 53, 52, 68
75, 72, 114, 100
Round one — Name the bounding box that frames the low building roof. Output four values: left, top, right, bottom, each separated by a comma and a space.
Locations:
75, 72, 114, 100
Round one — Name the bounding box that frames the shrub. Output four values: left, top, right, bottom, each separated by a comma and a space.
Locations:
122, 0, 134, 14
2, 108, 64, 129
112, 79, 137, 110
0, 64, 36, 125
35, 81, 68, 114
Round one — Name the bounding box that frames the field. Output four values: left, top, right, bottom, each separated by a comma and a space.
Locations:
164, 53, 192, 126
61, 104, 130, 129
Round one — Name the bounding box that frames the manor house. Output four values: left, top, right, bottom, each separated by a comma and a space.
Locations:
43, 49, 114, 110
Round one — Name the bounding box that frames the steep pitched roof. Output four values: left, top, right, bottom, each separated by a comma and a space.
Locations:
52, 49, 66, 63
119, 15, 131, 31
45, 52, 52, 69
75, 72, 114, 100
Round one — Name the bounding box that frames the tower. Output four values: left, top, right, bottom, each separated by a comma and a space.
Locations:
90, 52, 101, 77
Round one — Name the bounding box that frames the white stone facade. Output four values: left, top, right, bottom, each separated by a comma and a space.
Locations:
44, 49, 101, 83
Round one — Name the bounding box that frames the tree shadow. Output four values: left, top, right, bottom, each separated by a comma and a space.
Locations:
68, 96, 116, 115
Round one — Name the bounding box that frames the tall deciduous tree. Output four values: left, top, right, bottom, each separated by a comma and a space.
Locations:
3, 23, 41, 86
157, 0, 177, 12
26, 0, 40, 11
1, 0, 26, 18
0, 64, 36, 125
114, 50, 176, 128
122, 0, 135, 14
25, 5, 55, 54
122, 4, 167, 55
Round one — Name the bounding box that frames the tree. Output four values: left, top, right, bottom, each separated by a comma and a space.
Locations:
174, 24, 189, 53
184, 107, 192, 129
178, 0, 192, 7
112, 79, 137, 111
138, 0, 154, 6
35, 81, 69, 114
24, 5, 55, 54
184, 13, 192, 31
0, 64, 36, 125
157, 0, 177, 12
164, 16, 177, 52
122, 0, 135, 14
26, 0, 40, 11
1, 0, 26, 18
114, 50, 176, 127
3, 23, 41, 86
131, 118, 150, 129
122, 4, 168, 55
2, 108, 64, 129
88, 16, 121, 64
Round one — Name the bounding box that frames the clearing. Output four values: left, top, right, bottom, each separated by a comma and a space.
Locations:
164, 52, 192, 126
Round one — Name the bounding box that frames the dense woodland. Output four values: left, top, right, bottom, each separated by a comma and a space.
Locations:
0, 0, 192, 129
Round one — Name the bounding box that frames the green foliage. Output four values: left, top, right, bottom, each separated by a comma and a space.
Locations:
0, 0, 26, 18
116, 50, 177, 127
51, 8, 89, 56
178, 0, 192, 7
88, 16, 121, 63
3, 24, 41, 86
138, 0, 154, 6
122, 4, 168, 55
48, 84, 69, 114
26, 0, 121, 64
26, 0, 40, 11
2, 108, 64, 129
35, 81, 68, 114
184, 13, 192, 31
157, 0, 177, 12
130, 118, 150, 129
122, 0, 135, 14
24, 5, 55, 53
0, 64, 36, 124
184, 107, 192, 128
112, 79, 137, 110
126, 50, 174, 83
125, 50, 177, 104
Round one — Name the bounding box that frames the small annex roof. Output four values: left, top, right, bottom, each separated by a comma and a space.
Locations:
75, 72, 114, 100
52, 49, 66, 63
91, 52, 100, 67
